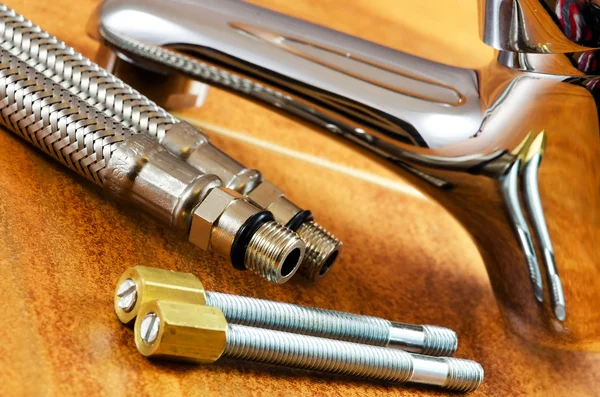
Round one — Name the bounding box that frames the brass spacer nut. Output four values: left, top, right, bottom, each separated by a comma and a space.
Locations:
114, 266, 206, 325
135, 300, 228, 363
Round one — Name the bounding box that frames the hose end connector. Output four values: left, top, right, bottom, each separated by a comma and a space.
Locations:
245, 221, 305, 284
296, 221, 342, 281
190, 187, 305, 283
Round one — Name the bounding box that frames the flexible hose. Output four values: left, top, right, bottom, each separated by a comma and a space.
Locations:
0, 5, 177, 141
0, 49, 130, 184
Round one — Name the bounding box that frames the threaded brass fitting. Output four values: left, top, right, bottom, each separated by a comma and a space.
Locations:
247, 180, 342, 281
245, 222, 305, 283
189, 187, 305, 283
135, 300, 227, 363
114, 266, 207, 325
161, 123, 343, 281
105, 134, 305, 284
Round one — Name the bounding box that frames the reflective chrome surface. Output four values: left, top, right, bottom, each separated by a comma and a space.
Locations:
480, 0, 600, 53
481, 0, 600, 76
94, 0, 600, 349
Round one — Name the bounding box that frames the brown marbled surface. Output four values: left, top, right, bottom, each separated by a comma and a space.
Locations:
0, 0, 598, 396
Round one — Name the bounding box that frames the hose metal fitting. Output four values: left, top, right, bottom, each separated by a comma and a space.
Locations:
134, 301, 483, 392
104, 134, 220, 230
106, 138, 304, 283
162, 122, 342, 280
115, 266, 457, 356
190, 188, 305, 283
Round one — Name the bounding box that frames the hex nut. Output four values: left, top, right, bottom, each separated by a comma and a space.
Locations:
135, 300, 228, 363
247, 180, 284, 209
247, 180, 302, 224
189, 187, 243, 250
114, 266, 206, 325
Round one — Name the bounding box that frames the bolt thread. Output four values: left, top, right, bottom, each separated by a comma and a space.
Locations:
296, 221, 342, 280
245, 221, 305, 284
205, 291, 390, 345
224, 324, 413, 383
443, 357, 485, 392
421, 325, 458, 356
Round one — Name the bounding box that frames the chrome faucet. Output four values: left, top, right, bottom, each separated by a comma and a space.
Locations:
482, 0, 600, 54
90, 0, 600, 350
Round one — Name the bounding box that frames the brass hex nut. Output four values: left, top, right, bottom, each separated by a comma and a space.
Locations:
114, 266, 206, 325
189, 187, 242, 251
135, 300, 228, 363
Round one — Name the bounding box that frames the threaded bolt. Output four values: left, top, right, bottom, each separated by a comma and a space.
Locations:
224, 325, 481, 391
443, 357, 486, 392
115, 268, 457, 356
138, 311, 483, 392
245, 221, 305, 284
205, 291, 457, 356
296, 221, 342, 280
420, 324, 458, 356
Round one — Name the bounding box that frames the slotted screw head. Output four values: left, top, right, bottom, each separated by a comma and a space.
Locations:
116, 278, 137, 313
140, 312, 161, 344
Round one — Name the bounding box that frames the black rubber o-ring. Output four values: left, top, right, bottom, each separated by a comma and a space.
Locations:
286, 210, 313, 231
230, 211, 275, 270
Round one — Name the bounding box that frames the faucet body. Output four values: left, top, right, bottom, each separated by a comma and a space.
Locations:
93, 0, 600, 350
481, 0, 600, 54
482, 0, 600, 77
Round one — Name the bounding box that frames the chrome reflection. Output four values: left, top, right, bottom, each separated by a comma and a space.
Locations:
500, 159, 544, 303
98, 28, 506, 173
232, 23, 467, 106
522, 132, 566, 321
481, 0, 600, 53
482, 0, 600, 76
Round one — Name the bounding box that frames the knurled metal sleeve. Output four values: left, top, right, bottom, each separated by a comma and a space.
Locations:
205, 291, 391, 345
0, 5, 176, 141
0, 49, 130, 184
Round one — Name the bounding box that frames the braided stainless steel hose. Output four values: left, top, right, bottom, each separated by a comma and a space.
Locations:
115, 266, 457, 356
0, 49, 129, 184
0, 48, 305, 284
0, 5, 342, 281
134, 301, 484, 392
0, 5, 176, 139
